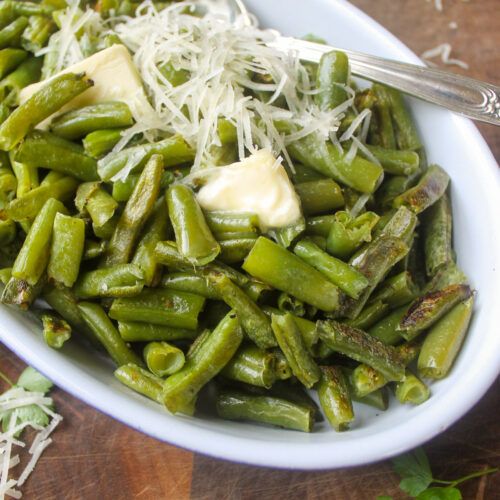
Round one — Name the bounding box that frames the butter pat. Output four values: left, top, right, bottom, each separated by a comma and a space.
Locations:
196, 150, 302, 230
19, 45, 151, 126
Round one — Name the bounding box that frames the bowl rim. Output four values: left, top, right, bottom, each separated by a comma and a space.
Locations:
1, 0, 500, 471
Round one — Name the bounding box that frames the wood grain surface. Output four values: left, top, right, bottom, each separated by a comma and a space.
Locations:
1, 1, 499, 499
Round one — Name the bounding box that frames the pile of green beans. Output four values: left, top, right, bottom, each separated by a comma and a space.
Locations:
0, 0, 475, 434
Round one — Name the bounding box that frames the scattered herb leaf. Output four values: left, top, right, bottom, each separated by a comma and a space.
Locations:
416, 486, 462, 500
381, 448, 498, 499
392, 448, 433, 496
17, 366, 53, 393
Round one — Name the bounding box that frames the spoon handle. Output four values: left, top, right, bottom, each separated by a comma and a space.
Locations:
268, 36, 500, 126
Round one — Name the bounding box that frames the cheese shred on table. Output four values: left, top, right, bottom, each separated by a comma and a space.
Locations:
0, 388, 62, 499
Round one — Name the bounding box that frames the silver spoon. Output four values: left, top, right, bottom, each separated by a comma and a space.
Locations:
231, 0, 500, 126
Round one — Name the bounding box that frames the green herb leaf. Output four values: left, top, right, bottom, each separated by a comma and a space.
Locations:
377, 496, 394, 500
17, 366, 53, 393
416, 486, 462, 500
392, 448, 433, 496
1, 405, 50, 437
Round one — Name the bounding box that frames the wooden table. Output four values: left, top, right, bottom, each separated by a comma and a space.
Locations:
1, 1, 499, 498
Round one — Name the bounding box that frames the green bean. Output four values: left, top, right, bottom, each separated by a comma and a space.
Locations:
364, 145, 420, 176
0, 219, 15, 244
1, 275, 44, 310
129, 198, 168, 286
112, 167, 188, 202
270, 313, 320, 388
422, 193, 453, 277
318, 320, 405, 381
9, 150, 38, 197
74, 264, 145, 299
35, 308, 71, 349
218, 238, 255, 264
0, 16, 29, 50
162, 272, 220, 300
394, 371, 429, 405
424, 261, 468, 293
305, 214, 336, 237
101, 154, 163, 267
367, 305, 406, 345
371, 271, 419, 308
343, 236, 409, 319
315, 50, 349, 111
0, 171, 16, 198
118, 321, 198, 342
290, 163, 325, 183
21, 15, 55, 53
385, 86, 421, 151
216, 388, 314, 432
277, 292, 306, 317
294, 239, 368, 299
0, 1, 53, 22
398, 284, 473, 341
82, 239, 106, 261
242, 236, 340, 312
75, 181, 118, 227
376, 175, 417, 211
0, 72, 93, 151
266, 217, 305, 248
204, 211, 259, 234
143, 341, 185, 377
294, 178, 344, 215
167, 184, 220, 266
372, 83, 397, 150
42, 283, 101, 348
214, 231, 257, 241
221, 344, 277, 389
326, 211, 380, 260
51, 101, 134, 140
78, 301, 144, 367
162, 311, 243, 414
283, 128, 383, 194
0, 48, 27, 79
271, 348, 292, 380
243, 278, 273, 303
0, 56, 42, 105
393, 164, 450, 214
157, 59, 190, 87
1, 175, 78, 221
97, 134, 194, 181
11, 198, 66, 285
114, 363, 164, 404
109, 288, 205, 329
15, 130, 99, 181
349, 339, 420, 399
350, 206, 417, 266
47, 213, 85, 288
343, 300, 389, 331
206, 270, 275, 349
417, 296, 473, 379
317, 365, 354, 432
350, 384, 389, 410
93, 214, 118, 240
82, 128, 126, 158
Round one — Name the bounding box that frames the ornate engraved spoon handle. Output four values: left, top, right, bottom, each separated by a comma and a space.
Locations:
269, 36, 500, 126
231, 0, 500, 125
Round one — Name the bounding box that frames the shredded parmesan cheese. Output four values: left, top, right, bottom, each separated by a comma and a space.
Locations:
0, 387, 62, 499
421, 43, 469, 69
44, 0, 356, 178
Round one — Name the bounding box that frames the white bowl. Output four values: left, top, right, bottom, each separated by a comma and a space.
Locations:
1, 0, 500, 470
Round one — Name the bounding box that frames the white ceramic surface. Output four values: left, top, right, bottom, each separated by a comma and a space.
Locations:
1, 0, 500, 470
